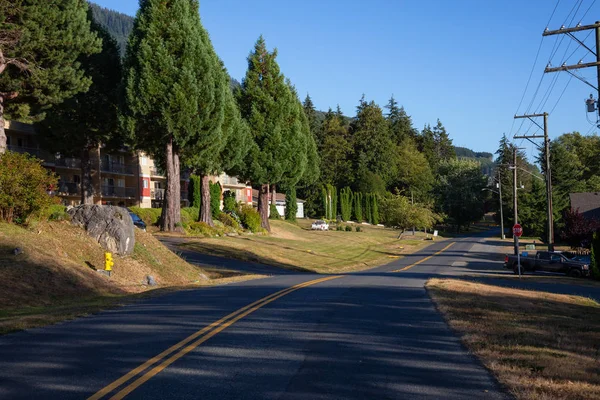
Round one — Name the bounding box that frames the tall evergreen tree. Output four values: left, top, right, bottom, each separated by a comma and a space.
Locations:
37, 12, 121, 204
385, 95, 417, 145
419, 119, 455, 170
320, 108, 352, 187
350, 98, 397, 189
237, 36, 307, 231
122, 0, 224, 232
0, 0, 101, 153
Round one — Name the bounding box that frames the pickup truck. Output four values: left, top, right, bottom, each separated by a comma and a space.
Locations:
504, 251, 590, 278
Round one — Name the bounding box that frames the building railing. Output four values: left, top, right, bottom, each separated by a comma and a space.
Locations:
100, 162, 134, 175
7, 145, 53, 161
56, 182, 80, 196
149, 167, 165, 177
151, 188, 165, 200
180, 191, 188, 201
54, 157, 81, 169
101, 185, 135, 198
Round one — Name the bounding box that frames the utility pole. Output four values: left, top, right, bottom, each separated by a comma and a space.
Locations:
497, 170, 505, 240
543, 21, 600, 123
512, 147, 519, 256
514, 113, 554, 251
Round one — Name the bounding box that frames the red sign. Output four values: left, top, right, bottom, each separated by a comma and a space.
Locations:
513, 224, 523, 237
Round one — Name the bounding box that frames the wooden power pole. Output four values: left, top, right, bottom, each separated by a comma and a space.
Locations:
514, 113, 554, 251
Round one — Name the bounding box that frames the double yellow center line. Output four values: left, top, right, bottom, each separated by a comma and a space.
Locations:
391, 242, 455, 272
89, 275, 342, 400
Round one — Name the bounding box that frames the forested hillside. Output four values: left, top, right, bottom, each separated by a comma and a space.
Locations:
89, 2, 133, 55
455, 146, 495, 176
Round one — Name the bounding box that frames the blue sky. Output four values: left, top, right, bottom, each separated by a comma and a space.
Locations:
92, 0, 600, 159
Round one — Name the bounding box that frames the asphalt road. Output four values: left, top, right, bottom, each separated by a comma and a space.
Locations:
0, 234, 510, 399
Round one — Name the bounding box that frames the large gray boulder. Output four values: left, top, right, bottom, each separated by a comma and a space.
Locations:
68, 205, 135, 256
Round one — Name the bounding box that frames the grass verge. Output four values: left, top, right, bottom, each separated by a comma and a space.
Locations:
0, 221, 262, 335
427, 278, 600, 400
177, 219, 438, 273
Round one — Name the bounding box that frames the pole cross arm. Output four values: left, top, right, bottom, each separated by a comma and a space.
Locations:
543, 22, 600, 36
545, 61, 600, 73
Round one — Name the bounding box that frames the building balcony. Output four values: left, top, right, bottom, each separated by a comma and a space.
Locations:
149, 167, 165, 177
101, 162, 134, 175
56, 182, 80, 196
54, 157, 81, 169
150, 188, 165, 200
101, 185, 136, 198
7, 145, 54, 161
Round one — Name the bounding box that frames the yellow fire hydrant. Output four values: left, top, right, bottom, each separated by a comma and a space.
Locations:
104, 252, 114, 276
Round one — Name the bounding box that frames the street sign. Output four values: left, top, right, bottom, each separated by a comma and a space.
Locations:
513, 224, 523, 238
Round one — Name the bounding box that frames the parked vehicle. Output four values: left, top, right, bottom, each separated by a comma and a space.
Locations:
311, 220, 329, 231
128, 210, 147, 231
504, 251, 590, 277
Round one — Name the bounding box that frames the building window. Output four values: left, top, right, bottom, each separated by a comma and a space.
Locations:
17, 138, 23, 147
6, 136, 10, 146
143, 180, 148, 189
141, 156, 148, 165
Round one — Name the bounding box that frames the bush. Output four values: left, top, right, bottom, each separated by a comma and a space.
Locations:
285, 187, 297, 221
47, 204, 70, 221
239, 205, 261, 232
0, 151, 58, 224
223, 190, 237, 214
345, 225, 352, 232
269, 203, 281, 219
129, 207, 162, 226
181, 207, 199, 225
336, 225, 343, 231
209, 181, 222, 219
187, 221, 216, 237
218, 212, 240, 229
591, 232, 600, 280
355, 226, 362, 232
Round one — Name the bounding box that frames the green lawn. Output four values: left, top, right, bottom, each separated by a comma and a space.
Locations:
179, 219, 438, 273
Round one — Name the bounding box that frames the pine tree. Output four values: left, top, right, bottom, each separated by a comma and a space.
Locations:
37, 11, 121, 204
0, 0, 101, 153
237, 36, 308, 232
320, 108, 352, 187
385, 95, 417, 145
350, 98, 397, 189
122, 0, 225, 232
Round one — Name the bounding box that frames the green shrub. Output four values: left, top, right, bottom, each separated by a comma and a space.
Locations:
209, 181, 222, 218
218, 212, 240, 229
355, 226, 362, 232
129, 207, 162, 226
0, 151, 58, 224
285, 187, 298, 222
48, 204, 70, 221
181, 207, 199, 225
345, 225, 352, 232
269, 203, 280, 219
336, 225, 343, 231
187, 221, 216, 237
239, 205, 261, 232
223, 190, 237, 213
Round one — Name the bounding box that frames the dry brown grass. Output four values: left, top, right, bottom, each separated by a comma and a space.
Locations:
427, 278, 600, 400
0, 221, 261, 334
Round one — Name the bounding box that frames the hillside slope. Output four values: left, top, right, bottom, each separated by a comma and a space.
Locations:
0, 221, 210, 309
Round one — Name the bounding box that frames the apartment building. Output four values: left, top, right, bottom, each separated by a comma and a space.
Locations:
5, 120, 190, 208
211, 173, 253, 205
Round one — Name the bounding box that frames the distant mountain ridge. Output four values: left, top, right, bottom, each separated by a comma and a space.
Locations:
88, 2, 493, 172
88, 2, 134, 55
